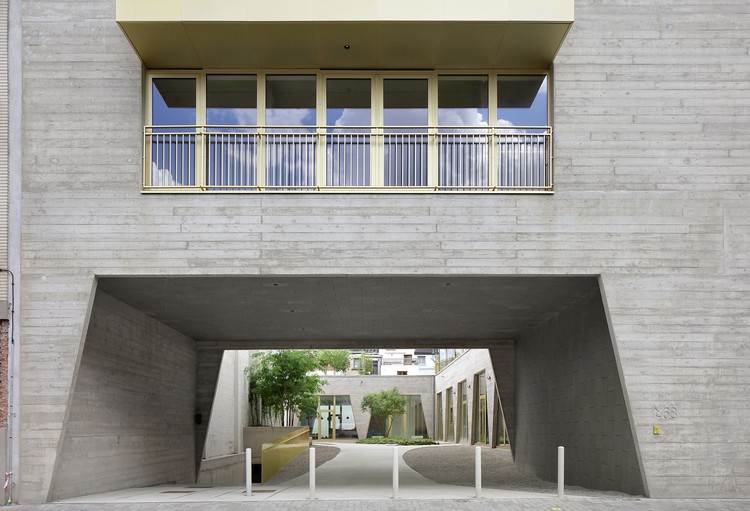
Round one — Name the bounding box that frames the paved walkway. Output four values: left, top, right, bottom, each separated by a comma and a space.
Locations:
16, 442, 748, 510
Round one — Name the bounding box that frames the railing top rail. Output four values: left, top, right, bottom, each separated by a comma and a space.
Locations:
144, 124, 551, 131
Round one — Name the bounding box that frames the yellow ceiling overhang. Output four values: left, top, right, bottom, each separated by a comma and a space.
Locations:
116, 0, 574, 70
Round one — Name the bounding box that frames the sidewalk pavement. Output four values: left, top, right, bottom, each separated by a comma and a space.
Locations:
15, 442, 750, 511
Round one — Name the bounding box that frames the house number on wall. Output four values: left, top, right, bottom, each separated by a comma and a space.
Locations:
654, 405, 678, 420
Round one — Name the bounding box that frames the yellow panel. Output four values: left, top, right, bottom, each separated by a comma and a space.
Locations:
117, 0, 573, 23
314, 23, 381, 69
376, 23, 442, 69
444, 0, 511, 22
435, 23, 509, 69
494, 23, 571, 68
248, 24, 319, 68
116, 0, 181, 21
184, 23, 260, 68
118, 22, 201, 69
260, 427, 309, 483
116, 0, 574, 70
509, 0, 574, 22
181, 0, 250, 21
312, 0, 379, 21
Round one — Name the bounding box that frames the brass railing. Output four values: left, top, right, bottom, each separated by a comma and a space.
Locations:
144, 125, 553, 193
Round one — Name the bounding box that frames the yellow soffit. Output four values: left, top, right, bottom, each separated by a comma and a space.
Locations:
116, 0, 574, 70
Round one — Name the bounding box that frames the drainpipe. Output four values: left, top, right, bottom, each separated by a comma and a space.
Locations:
1, 270, 13, 504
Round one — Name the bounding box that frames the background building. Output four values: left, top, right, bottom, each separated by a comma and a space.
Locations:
3, 0, 749, 503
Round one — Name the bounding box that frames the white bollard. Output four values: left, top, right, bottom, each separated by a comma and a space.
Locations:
557, 445, 564, 498
245, 448, 252, 497
309, 447, 316, 500
475, 446, 482, 498
392, 446, 399, 499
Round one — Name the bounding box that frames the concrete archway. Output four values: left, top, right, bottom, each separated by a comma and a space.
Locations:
50, 275, 645, 499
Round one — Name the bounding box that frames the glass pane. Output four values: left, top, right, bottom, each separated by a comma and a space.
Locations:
436, 392, 443, 440
206, 75, 258, 189
335, 395, 358, 439
497, 75, 549, 188
150, 78, 196, 187
497, 75, 548, 129
383, 79, 428, 126
459, 381, 469, 442
438, 76, 489, 188
266, 75, 316, 126
151, 78, 196, 126
266, 75, 316, 188
327, 78, 370, 126
207, 75, 257, 126
383, 79, 428, 186
438, 75, 488, 126
446, 387, 454, 442
326, 78, 371, 187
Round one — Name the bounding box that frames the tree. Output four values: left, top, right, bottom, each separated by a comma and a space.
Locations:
317, 349, 351, 374
248, 350, 324, 427
357, 353, 374, 375
361, 388, 407, 438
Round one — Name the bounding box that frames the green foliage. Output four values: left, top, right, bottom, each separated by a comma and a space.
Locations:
357, 437, 436, 446
357, 353, 374, 375
317, 349, 351, 374
361, 388, 407, 437
248, 350, 325, 427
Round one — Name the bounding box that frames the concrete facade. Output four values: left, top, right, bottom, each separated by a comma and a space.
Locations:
50, 290, 199, 501
513, 289, 644, 495
7, 0, 749, 504
320, 375, 435, 441
203, 351, 251, 460
434, 349, 500, 445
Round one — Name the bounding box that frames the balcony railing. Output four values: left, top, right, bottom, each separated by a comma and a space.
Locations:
144, 125, 552, 193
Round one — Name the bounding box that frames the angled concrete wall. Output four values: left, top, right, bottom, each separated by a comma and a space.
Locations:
49, 290, 198, 501
15, 0, 750, 502
514, 289, 644, 495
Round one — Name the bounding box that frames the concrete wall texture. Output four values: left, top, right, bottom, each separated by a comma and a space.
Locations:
203, 351, 251, 460
49, 290, 198, 501
12, 0, 750, 503
321, 375, 435, 441
513, 289, 644, 495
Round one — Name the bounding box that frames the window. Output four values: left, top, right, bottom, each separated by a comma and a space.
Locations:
206, 75, 257, 188
473, 371, 489, 444
436, 392, 444, 440
145, 71, 552, 192
445, 387, 454, 442
266, 75, 317, 188
458, 380, 469, 442
327, 78, 372, 186
397, 370, 408, 376
418, 355, 426, 366
149, 77, 197, 187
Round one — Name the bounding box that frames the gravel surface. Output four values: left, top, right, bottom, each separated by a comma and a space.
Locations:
403, 444, 638, 498
264, 445, 340, 485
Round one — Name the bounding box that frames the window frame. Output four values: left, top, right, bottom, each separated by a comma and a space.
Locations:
144, 69, 553, 193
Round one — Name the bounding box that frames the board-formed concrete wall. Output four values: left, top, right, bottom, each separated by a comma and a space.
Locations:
50, 290, 197, 501
203, 351, 251, 460
15, 0, 750, 502
514, 289, 644, 495
321, 376, 434, 440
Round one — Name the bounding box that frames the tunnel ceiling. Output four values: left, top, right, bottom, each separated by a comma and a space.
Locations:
96, 275, 600, 349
